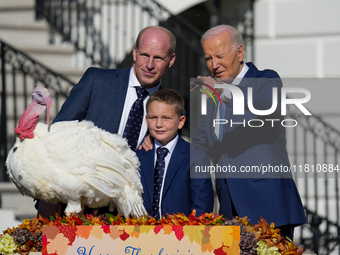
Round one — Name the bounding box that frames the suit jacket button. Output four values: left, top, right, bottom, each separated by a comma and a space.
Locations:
224, 179, 227, 184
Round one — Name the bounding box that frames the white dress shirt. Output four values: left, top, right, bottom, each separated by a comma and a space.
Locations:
220, 63, 249, 101
117, 67, 160, 148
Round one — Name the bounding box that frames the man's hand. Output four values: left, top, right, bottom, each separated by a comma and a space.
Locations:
138, 135, 154, 151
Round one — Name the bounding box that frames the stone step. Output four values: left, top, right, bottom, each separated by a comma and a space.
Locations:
0, 183, 36, 208
0, 0, 43, 32
21, 46, 80, 71
0, 39, 85, 73
0, 0, 35, 9
0, 31, 48, 49
0, 209, 21, 232
0, 3, 90, 78
0, 10, 44, 27
0, 182, 37, 231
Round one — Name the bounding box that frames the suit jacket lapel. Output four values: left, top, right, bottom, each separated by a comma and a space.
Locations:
139, 148, 156, 205
239, 62, 257, 87
110, 68, 130, 133
162, 138, 186, 199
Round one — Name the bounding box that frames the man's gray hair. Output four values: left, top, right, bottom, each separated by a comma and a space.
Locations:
201, 25, 244, 52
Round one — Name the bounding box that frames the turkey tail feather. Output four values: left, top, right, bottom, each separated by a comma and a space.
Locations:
115, 185, 146, 218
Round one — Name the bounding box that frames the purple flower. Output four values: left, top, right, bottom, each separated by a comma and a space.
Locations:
11, 228, 33, 245
223, 219, 257, 255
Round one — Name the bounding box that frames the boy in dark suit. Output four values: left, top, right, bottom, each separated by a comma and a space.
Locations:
137, 89, 213, 219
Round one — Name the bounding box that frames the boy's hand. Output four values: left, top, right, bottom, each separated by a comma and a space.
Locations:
138, 135, 154, 151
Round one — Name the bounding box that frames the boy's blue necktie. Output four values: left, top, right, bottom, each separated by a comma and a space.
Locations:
123, 86, 149, 150
152, 147, 168, 219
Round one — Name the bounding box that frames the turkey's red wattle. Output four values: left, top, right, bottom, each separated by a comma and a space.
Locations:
15, 101, 46, 140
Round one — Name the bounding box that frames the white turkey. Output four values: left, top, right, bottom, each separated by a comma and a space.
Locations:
6, 87, 147, 218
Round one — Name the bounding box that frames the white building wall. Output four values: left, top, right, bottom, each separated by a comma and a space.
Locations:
254, 0, 340, 129
254, 0, 340, 79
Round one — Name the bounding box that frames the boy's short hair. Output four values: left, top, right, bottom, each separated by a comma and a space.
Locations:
146, 89, 184, 117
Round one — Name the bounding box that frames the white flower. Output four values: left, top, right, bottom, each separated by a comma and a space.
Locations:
0, 234, 18, 255
257, 240, 280, 255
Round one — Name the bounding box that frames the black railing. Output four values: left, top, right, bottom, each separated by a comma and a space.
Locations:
286, 104, 340, 255
0, 40, 75, 182
37, 0, 204, 66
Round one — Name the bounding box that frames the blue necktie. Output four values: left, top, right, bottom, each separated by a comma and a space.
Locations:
123, 87, 149, 151
152, 147, 168, 219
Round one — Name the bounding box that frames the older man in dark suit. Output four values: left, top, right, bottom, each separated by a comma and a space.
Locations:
191, 25, 306, 240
